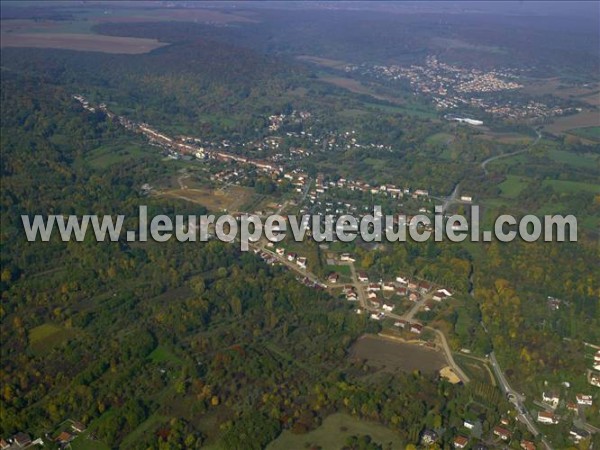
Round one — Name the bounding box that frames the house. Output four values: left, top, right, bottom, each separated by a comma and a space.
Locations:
340, 253, 356, 262
410, 323, 423, 334
419, 282, 432, 294
346, 292, 358, 301
569, 426, 590, 443
421, 429, 438, 445
460, 195, 473, 203
287, 253, 297, 262
423, 301, 434, 312
382, 282, 395, 291
590, 373, 600, 387
409, 292, 419, 302
396, 287, 407, 296
396, 276, 408, 285
367, 292, 378, 299
547, 297, 561, 311
453, 435, 469, 449
328, 273, 339, 284
542, 391, 560, 408
394, 320, 407, 328
358, 272, 369, 283
499, 417, 510, 426
433, 288, 453, 301
296, 257, 307, 269
12, 433, 32, 447
71, 421, 87, 433
433, 291, 449, 301
595, 350, 600, 363
367, 283, 381, 292
56, 431, 73, 444
370, 313, 383, 321
576, 394, 593, 406
382, 303, 394, 312
537, 411, 558, 424
493, 426, 512, 441
275, 247, 285, 256
408, 280, 418, 291
567, 402, 578, 412
464, 420, 474, 430
520, 440, 536, 450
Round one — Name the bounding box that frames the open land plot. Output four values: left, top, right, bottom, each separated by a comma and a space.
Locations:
541, 179, 600, 194
266, 412, 403, 450
158, 185, 255, 213
28, 323, 76, 355
498, 175, 530, 198
475, 131, 533, 145
521, 77, 600, 104
296, 55, 349, 70
567, 126, 600, 142
544, 110, 600, 135
542, 148, 600, 169
349, 334, 446, 374
0, 32, 169, 54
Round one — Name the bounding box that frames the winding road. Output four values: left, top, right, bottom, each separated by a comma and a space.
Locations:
481, 128, 542, 175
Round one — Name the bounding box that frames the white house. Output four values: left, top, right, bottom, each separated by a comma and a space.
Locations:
396, 276, 408, 285
296, 257, 307, 269
576, 394, 593, 406
340, 253, 356, 262
542, 392, 560, 408
382, 282, 395, 292
382, 304, 394, 312
537, 411, 558, 424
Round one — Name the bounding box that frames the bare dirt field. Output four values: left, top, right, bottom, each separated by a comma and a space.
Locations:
0, 32, 169, 54
522, 78, 600, 103
349, 334, 446, 374
544, 110, 600, 135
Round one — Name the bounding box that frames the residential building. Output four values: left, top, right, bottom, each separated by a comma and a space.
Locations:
453, 435, 469, 449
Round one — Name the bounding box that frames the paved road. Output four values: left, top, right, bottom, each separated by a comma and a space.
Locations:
489, 352, 552, 449
481, 128, 542, 175
345, 261, 470, 383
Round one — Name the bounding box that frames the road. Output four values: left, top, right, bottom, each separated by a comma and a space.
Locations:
489, 352, 552, 450
481, 128, 542, 175
345, 261, 470, 383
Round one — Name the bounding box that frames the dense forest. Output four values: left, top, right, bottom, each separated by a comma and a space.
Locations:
1, 4, 599, 448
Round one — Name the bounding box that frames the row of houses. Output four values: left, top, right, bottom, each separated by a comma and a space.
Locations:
1, 420, 85, 450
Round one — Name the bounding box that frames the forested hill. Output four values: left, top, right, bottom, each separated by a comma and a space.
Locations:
0, 38, 308, 140
0, 65, 479, 450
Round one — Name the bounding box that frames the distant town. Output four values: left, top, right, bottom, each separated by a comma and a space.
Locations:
345, 56, 582, 120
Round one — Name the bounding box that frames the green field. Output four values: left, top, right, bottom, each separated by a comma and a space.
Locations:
120, 412, 167, 449
427, 132, 454, 146
568, 126, 600, 142
28, 323, 74, 355
85, 142, 149, 169
498, 175, 530, 198
543, 148, 600, 169
70, 434, 111, 450
148, 345, 183, 364
266, 413, 404, 450
542, 179, 600, 194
